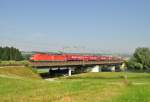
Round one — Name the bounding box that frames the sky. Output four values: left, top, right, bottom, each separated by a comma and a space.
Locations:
0, 0, 150, 53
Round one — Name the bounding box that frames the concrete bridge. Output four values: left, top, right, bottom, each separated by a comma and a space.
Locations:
31, 60, 124, 76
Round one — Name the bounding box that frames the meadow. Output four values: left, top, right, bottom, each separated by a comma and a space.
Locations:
0, 66, 150, 102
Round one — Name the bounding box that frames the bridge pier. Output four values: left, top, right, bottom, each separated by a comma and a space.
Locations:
110, 64, 124, 72
68, 68, 72, 76
49, 69, 52, 76
110, 66, 116, 72
120, 63, 126, 71
91, 65, 101, 72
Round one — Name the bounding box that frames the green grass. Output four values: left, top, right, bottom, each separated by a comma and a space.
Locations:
0, 60, 30, 66
0, 67, 150, 102
0, 66, 41, 79
36, 69, 49, 74
110, 85, 150, 102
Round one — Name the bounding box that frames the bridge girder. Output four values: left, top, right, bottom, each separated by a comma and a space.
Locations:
31, 60, 124, 68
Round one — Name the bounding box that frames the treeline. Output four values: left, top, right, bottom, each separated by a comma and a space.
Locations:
126, 47, 150, 71
0, 47, 23, 61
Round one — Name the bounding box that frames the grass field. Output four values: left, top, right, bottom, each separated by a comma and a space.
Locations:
0, 67, 150, 102
0, 61, 30, 66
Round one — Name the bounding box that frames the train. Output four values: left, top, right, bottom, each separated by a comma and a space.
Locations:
30, 53, 121, 61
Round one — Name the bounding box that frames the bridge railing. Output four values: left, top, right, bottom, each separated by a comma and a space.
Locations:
31, 60, 124, 67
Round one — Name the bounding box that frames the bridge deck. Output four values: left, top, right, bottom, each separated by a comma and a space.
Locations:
31, 60, 124, 68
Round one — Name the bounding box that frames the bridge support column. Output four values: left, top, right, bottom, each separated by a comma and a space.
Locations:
99, 66, 102, 72
68, 68, 72, 76
120, 63, 126, 71
91, 65, 101, 72
49, 69, 52, 75
111, 66, 116, 72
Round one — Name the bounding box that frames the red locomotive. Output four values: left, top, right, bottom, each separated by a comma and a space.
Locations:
30, 53, 121, 61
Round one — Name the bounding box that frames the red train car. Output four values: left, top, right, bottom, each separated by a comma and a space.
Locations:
30, 53, 119, 62
64, 54, 84, 61
83, 55, 98, 61
30, 53, 66, 61
65, 54, 98, 61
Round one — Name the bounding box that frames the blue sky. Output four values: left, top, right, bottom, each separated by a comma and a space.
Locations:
0, 0, 150, 53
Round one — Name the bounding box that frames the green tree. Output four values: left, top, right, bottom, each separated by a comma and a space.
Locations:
127, 47, 150, 71
0, 46, 23, 61
1, 47, 10, 60
0, 47, 3, 59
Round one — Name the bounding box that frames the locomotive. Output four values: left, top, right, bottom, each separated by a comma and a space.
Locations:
30, 53, 120, 61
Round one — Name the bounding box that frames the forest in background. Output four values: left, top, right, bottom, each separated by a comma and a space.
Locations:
0, 47, 23, 61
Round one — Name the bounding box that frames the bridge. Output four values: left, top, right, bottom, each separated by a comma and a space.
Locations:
31, 60, 123, 67
31, 60, 124, 76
